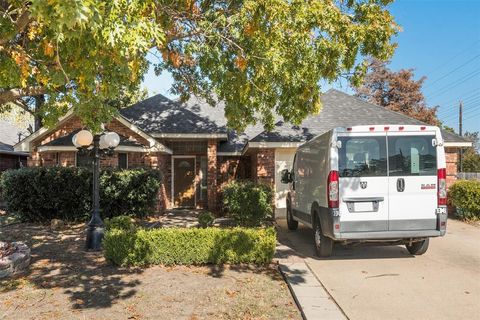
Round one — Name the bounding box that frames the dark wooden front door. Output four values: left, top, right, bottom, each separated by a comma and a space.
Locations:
173, 157, 195, 207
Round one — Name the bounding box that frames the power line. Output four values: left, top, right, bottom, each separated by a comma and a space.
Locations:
434, 88, 480, 107
438, 97, 480, 117
442, 105, 480, 121
424, 54, 480, 91
426, 69, 480, 99
423, 40, 480, 78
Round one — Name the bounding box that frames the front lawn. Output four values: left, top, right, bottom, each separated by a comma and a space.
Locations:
0, 220, 300, 319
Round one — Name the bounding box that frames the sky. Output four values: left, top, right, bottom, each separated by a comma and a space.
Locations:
141, 0, 480, 134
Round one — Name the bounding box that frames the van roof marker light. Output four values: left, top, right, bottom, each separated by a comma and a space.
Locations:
384, 126, 390, 131
399, 126, 404, 131
369, 127, 375, 131
421, 126, 426, 130
347, 127, 352, 131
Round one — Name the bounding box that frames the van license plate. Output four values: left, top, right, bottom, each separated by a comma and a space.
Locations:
436, 207, 447, 214
354, 202, 373, 212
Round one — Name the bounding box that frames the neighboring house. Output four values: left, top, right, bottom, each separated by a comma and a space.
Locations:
0, 120, 28, 172
14, 89, 471, 215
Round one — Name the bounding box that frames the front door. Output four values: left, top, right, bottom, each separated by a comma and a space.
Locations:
173, 157, 195, 207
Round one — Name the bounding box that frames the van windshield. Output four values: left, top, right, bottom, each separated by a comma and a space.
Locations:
338, 135, 438, 177
338, 136, 388, 177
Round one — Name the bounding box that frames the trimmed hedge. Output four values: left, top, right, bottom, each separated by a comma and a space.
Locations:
103, 224, 277, 266
0, 167, 162, 222
223, 181, 274, 227
449, 180, 480, 220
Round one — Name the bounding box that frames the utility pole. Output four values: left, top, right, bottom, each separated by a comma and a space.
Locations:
459, 101, 463, 172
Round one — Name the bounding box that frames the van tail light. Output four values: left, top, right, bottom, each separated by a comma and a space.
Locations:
437, 168, 447, 206
328, 170, 339, 208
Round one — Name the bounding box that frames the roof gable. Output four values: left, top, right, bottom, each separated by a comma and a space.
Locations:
120, 94, 228, 135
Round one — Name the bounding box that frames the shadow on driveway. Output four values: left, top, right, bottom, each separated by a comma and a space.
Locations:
276, 219, 415, 261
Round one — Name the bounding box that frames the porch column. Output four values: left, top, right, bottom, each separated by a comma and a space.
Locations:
255, 148, 275, 187
445, 147, 459, 187
207, 139, 217, 211
254, 148, 276, 217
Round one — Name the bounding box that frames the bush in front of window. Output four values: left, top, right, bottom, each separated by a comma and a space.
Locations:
449, 180, 480, 221
103, 222, 277, 266
0, 167, 163, 222
222, 181, 274, 227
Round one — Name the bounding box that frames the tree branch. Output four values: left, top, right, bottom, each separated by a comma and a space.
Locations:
0, 87, 46, 105
0, 9, 31, 45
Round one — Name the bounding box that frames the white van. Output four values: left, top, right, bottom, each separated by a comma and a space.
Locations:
281, 125, 448, 257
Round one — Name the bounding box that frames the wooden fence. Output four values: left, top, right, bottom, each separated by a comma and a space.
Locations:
456, 172, 480, 180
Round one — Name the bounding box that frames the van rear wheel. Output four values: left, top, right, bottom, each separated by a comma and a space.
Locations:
286, 202, 298, 231
313, 216, 333, 257
406, 238, 429, 255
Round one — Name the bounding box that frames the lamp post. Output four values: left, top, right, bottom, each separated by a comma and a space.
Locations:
72, 129, 120, 250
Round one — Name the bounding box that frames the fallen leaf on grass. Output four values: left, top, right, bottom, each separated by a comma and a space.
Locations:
225, 289, 237, 298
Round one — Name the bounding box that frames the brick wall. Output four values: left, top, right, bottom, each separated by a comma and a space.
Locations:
445, 147, 458, 187
255, 148, 275, 188
207, 139, 217, 211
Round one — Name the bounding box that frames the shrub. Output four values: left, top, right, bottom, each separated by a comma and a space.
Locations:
0, 167, 91, 222
222, 181, 274, 227
103, 225, 277, 266
449, 180, 480, 220
104, 215, 136, 231
0, 167, 162, 222
100, 168, 162, 218
198, 211, 215, 228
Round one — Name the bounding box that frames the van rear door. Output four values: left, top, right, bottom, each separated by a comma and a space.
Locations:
337, 132, 389, 232
387, 131, 438, 231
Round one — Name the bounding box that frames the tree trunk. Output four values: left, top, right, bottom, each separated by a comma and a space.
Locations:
34, 95, 45, 131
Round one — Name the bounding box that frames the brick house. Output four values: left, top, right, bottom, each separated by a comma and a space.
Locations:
14, 89, 471, 215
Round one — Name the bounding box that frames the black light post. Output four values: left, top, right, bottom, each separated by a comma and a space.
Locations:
86, 135, 103, 250
73, 130, 120, 251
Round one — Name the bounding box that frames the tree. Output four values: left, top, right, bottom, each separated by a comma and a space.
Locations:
1, 0, 399, 132
354, 59, 440, 126
462, 131, 480, 172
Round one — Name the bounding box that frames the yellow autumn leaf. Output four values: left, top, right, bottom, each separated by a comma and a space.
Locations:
43, 41, 55, 57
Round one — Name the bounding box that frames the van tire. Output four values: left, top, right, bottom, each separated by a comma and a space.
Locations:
313, 214, 333, 257
286, 202, 298, 231
406, 238, 429, 255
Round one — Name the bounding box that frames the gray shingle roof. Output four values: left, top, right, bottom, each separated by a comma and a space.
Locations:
120, 94, 228, 134
249, 89, 470, 144
119, 89, 469, 153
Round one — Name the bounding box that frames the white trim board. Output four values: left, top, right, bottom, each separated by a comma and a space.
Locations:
151, 133, 228, 139
37, 145, 168, 153
443, 142, 473, 148
14, 109, 75, 152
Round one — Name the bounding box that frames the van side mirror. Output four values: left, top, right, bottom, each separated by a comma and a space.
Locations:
281, 169, 292, 184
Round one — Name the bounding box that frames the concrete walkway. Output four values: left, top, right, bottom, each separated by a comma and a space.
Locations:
276, 227, 346, 320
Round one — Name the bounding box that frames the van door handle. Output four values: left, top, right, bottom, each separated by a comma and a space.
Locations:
397, 178, 405, 192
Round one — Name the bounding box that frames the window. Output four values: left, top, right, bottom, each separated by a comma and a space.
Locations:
199, 156, 208, 201
338, 136, 388, 177
118, 153, 128, 169
388, 136, 436, 176
76, 152, 92, 168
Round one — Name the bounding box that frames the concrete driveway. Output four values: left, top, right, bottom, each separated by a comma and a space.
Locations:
277, 219, 480, 320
